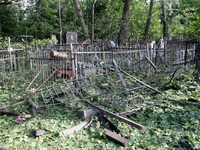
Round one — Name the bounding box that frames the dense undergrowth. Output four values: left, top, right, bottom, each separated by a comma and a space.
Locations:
0, 65, 200, 149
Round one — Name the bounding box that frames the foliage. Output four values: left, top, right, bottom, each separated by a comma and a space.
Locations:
1, 0, 200, 42
0, 64, 200, 149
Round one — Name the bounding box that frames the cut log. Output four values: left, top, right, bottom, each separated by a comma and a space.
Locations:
50, 51, 68, 59
104, 129, 129, 147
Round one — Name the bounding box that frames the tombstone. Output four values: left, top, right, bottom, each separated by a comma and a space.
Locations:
66, 32, 77, 44
107, 41, 115, 49
160, 38, 164, 49
51, 34, 57, 40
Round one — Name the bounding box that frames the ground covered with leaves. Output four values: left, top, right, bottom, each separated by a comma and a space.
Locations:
0, 66, 200, 150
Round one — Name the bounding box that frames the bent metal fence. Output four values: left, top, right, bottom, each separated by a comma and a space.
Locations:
0, 39, 197, 131
23, 40, 196, 131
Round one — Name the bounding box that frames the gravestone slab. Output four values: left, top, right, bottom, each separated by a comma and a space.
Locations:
66, 32, 77, 44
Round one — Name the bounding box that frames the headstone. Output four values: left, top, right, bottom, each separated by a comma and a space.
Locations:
51, 34, 57, 40
160, 38, 164, 49
107, 41, 115, 49
66, 32, 77, 44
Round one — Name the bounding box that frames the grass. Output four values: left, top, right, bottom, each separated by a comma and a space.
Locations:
0, 66, 200, 150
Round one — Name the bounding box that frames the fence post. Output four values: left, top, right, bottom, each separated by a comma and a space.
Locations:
8, 37, 13, 71
70, 44, 75, 79
184, 42, 188, 66
164, 40, 167, 65
196, 36, 200, 72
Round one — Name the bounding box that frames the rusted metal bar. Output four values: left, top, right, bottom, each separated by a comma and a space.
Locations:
120, 69, 163, 95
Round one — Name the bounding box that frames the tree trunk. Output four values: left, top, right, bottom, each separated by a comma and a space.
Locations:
118, 0, 131, 46
73, 0, 89, 39
161, 0, 168, 38
59, 0, 62, 44
89, 0, 96, 45
143, 0, 154, 42
36, 0, 44, 39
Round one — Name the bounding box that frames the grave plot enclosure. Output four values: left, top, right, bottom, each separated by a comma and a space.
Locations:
28, 39, 197, 131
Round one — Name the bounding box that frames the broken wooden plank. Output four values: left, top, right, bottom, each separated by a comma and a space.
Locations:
102, 115, 120, 133
59, 122, 88, 136
104, 129, 129, 147
50, 51, 68, 59
77, 109, 98, 120
84, 101, 146, 131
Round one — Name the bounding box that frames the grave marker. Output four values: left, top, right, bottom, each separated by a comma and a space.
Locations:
66, 32, 77, 44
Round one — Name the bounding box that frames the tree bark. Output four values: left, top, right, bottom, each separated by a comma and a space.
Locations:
59, 0, 62, 44
161, 0, 169, 38
36, 0, 44, 39
143, 0, 154, 42
73, 0, 89, 39
118, 0, 131, 46
89, 0, 96, 45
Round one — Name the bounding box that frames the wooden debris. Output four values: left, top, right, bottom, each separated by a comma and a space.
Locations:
24, 115, 31, 119
35, 130, 45, 137
77, 109, 98, 120
84, 101, 146, 131
59, 122, 88, 136
188, 98, 198, 102
0, 109, 20, 116
50, 51, 68, 59
104, 129, 129, 147
96, 121, 101, 129
102, 115, 120, 133
144, 55, 157, 71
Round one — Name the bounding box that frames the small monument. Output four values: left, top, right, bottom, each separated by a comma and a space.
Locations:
51, 34, 57, 40
66, 32, 77, 44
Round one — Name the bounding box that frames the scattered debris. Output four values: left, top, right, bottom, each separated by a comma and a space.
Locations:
77, 109, 98, 120
35, 130, 45, 137
0, 109, 20, 116
104, 129, 129, 147
59, 122, 88, 136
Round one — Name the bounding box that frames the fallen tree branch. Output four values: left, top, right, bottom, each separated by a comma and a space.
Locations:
0, 109, 20, 116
